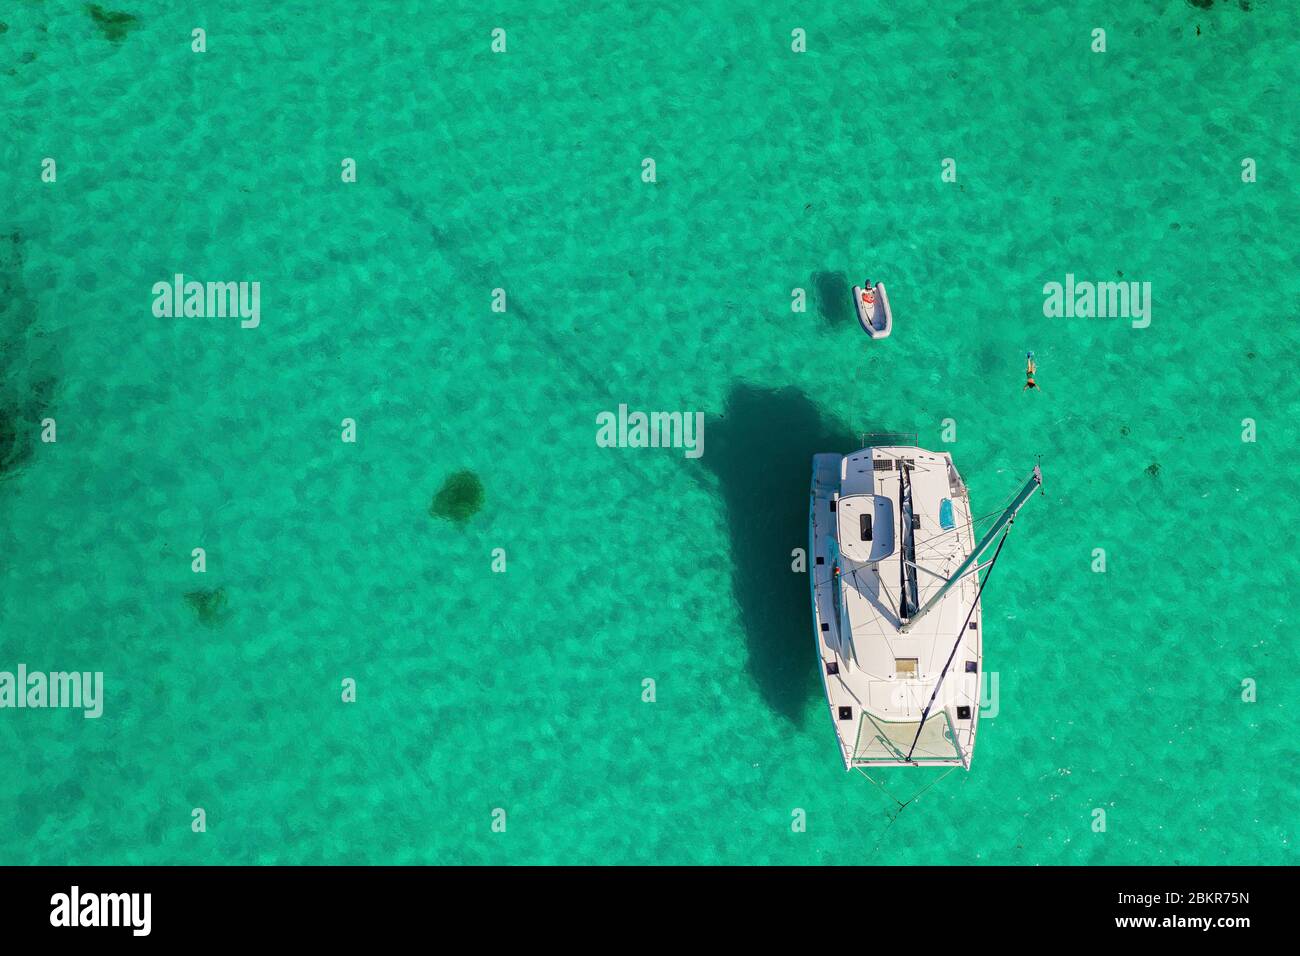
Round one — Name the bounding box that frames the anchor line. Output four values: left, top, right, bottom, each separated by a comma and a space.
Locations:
855, 764, 960, 812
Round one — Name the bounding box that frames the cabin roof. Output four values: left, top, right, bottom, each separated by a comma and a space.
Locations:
838, 448, 975, 671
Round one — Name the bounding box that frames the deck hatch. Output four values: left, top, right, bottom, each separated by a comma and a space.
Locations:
837, 494, 894, 563
838, 706, 853, 721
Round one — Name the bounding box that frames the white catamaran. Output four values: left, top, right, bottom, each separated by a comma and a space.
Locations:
809, 436, 1041, 770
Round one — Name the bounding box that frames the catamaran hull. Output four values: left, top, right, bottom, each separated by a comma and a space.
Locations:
809, 445, 982, 771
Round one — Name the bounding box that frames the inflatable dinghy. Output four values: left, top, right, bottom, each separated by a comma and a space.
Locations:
852, 281, 892, 339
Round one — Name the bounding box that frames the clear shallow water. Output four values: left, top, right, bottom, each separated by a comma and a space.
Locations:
0, 1, 1296, 864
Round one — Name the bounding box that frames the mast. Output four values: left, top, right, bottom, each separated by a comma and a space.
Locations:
897, 469, 909, 619
898, 464, 919, 620
898, 465, 1042, 634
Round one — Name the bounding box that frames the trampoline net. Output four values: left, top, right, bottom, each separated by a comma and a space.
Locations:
853, 711, 963, 764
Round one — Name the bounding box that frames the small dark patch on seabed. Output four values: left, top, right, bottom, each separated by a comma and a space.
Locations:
1145, 462, 1161, 477
85, 4, 139, 42
0, 378, 54, 476
2, 231, 57, 479
0, 411, 24, 474
430, 470, 485, 524
699, 383, 857, 723
185, 587, 229, 627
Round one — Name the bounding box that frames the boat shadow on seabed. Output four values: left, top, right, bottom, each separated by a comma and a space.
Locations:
699, 383, 858, 725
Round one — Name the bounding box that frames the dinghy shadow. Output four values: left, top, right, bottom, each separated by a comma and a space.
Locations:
811, 271, 853, 327
699, 383, 860, 724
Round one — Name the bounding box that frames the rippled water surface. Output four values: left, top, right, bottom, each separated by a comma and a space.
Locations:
0, 1, 1295, 864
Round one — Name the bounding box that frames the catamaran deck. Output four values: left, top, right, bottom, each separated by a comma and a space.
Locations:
809, 446, 984, 769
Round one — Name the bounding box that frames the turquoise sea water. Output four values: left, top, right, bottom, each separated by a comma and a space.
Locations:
1, 1, 1296, 865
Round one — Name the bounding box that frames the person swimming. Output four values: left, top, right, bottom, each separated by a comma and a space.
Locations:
1023, 351, 1040, 392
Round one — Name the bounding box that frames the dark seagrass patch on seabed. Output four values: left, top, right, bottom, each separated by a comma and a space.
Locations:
85, 4, 139, 42
429, 470, 485, 524
1, 230, 58, 479
185, 587, 229, 627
